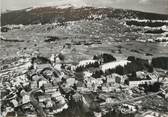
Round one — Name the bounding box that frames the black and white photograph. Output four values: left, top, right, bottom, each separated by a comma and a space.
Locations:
0, 0, 168, 117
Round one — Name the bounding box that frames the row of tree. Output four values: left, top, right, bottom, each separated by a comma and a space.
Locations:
75, 53, 116, 73
139, 82, 163, 93
75, 61, 100, 72
126, 20, 168, 27
93, 53, 116, 63
76, 55, 168, 79
92, 56, 154, 78
152, 57, 168, 70
104, 56, 153, 76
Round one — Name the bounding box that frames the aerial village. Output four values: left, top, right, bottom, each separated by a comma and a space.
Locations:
0, 48, 168, 117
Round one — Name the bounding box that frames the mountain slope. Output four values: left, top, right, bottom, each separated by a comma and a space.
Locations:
1, 7, 168, 26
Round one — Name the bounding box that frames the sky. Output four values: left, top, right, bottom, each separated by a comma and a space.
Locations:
1, 0, 168, 14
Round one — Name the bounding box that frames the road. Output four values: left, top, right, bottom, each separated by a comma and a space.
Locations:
100, 90, 164, 108
29, 88, 46, 117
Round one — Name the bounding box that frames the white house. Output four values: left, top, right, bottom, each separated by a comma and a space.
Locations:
77, 60, 97, 67
101, 60, 131, 72
22, 95, 30, 104
129, 79, 157, 87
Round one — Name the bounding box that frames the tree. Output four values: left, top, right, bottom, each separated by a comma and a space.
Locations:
147, 65, 154, 73
58, 53, 65, 61
115, 65, 124, 75
93, 55, 99, 60
127, 56, 135, 62
102, 53, 116, 63
152, 57, 168, 70
92, 70, 103, 78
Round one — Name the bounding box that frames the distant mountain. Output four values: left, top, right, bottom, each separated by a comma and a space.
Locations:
1, 6, 168, 26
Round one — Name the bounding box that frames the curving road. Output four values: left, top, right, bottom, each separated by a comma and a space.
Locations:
29, 89, 46, 117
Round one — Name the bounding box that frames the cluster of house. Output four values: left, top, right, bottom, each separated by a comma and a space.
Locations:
37, 83, 68, 116
1, 24, 24, 32
87, 14, 104, 20
28, 57, 69, 116
1, 71, 31, 116
142, 110, 168, 117
75, 58, 160, 93
128, 71, 159, 87
77, 70, 159, 95
1, 56, 69, 117
79, 71, 125, 93
118, 104, 137, 114
1, 53, 168, 117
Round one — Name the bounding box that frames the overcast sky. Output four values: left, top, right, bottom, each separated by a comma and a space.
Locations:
1, 0, 168, 14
